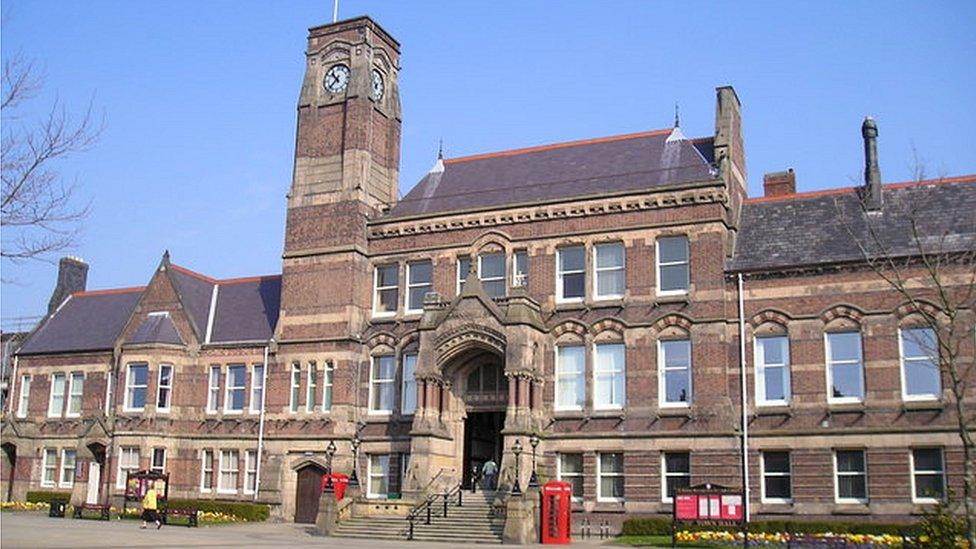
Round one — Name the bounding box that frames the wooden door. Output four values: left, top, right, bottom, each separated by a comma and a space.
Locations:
294, 465, 325, 523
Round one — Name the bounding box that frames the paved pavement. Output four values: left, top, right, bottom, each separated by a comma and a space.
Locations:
0, 512, 614, 548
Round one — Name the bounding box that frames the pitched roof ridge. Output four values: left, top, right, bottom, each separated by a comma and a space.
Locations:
218, 274, 282, 286
71, 286, 145, 298
169, 263, 219, 284
443, 128, 672, 165
745, 174, 976, 204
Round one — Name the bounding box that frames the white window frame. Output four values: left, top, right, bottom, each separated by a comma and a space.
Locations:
17, 374, 30, 418
200, 449, 214, 493
513, 250, 528, 289
760, 451, 793, 504
457, 256, 471, 295
150, 447, 166, 475
289, 363, 301, 413
910, 447, 946, 504
373, 264, 399, 318
306, 362, 318, 413
554, 345, 585, 411
322, 361, 334, 413
656, 235, 690, 296
833, 449, 868, 504
250, 364, 265, 414
217, 449, 240, 494
401, 354, 417, 415
593, 242, 625, 300
369, 356, 395, 415
405, 261, 432, 314
206, 365, 221, 413
116, 447, 140, 489
223, 364, 246, 414
593, 342, 625, 410
899, 327, 942, 401
556, 453, 584, 502
658, 339, 693, 408
156, 364, 173, 413
824, 332, 865, 404
66, 371, 84, 417
123, 364, 149, 412
48, 372, 66, 418
754, 335, 791, 406
59, 449, 77, 488
42, 448, 57, 487
596, 452, 624, 503
244, 450, 258, 494
661, 452, 692, 503
556, 246, 585, 304
478, 253, 507, 298
367, 454, 391, 499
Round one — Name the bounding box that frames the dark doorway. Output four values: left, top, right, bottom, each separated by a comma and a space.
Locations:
294, 463, 326, 523
2, 443, 15, 502
462, 411, 504, 490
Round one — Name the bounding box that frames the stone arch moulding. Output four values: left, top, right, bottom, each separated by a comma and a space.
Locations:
552, 319, 588, 339
819, 304, 866, 326
749, 308, 792, 329
651, 313, 693, 336
470, 230, 513, 256
366, 332, 398, 353
397, 330, 420, 353
313, 40, 353, 62
893, 300, 941, 323
591, 317, 628, 338
291, 458, 329, 472
434, 325, 506, 368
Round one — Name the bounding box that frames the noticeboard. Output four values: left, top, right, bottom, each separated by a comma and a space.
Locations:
672, 484, 744, 526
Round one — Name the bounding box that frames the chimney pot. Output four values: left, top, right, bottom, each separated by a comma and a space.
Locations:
763, 169, 796, 197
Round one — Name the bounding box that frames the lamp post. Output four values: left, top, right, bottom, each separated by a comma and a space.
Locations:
348, 435, 361, 488
511, 438, 523, 496
324, 440, 337, 491
528, 434, 540, 489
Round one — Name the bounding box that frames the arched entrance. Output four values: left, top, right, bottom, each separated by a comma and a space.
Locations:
294, 462, 326, 523
2, 443, 16, 502
458, 358, 507, 490
84, 442, 107, 505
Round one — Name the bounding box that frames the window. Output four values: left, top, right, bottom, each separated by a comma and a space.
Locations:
65, 372, 85, 417
557, 246, 585, 302
594, 242, 625, 299
42, 448, 57, 487
17, 375, 30, 418
368, 454, 392, 498
479, 253, 506, 298
151, 448, 166, 474
662, 452, 691, 502
322, 361, 333, 412
117, 447, 140, 489
207, 365, 221, 413
597, 452, 624, 502
289, 363, 301, 413
659, 339, 692, 406
124, 364, 148, 411
224, 364, 246, 412
48, 373, 66, 417
755, 336, 791, 406
825, 332, 864, 403
250, 364, 264, 413
594, 343, 625, 409
306, 362, 318, 413
834, 450, 867, 503
201, 450, 214, 492
59, 449, 77, 488
218, 450, 239, 494
657, 236, 690, 295
244, 450, 258, 494
513, 250, 528, 288
156, 365, 172, 412
457, 256, 472, 293
761, 451, 792, 503
911, 448, 946, 502
901, 328, 942, 400
405, 261, 432, 312
373, 264, 399, 316
402, 354, 417, 415
370, 356, 396, 413
557, 453, 583, 501
555, 346, 585, 410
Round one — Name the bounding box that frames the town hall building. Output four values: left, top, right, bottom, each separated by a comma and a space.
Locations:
2, 15, 974, 539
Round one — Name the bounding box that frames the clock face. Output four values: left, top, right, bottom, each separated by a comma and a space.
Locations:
323, 64, 350, 93
370, 69, 385, 101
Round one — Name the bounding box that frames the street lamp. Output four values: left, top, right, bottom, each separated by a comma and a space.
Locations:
511, 438, 523, 496
325, 440, 337, 491
528, 434, 540, 489
348, 435, 361, 488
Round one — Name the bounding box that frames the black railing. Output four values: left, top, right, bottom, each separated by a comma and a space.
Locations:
406, 481, 463, 540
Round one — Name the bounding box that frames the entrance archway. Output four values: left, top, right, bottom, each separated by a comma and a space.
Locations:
294, 463, 326, 523
458, 359, 507, 490
2, 443, 15, 502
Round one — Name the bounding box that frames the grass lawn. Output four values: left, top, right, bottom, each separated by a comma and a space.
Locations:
611, 535, 714, 548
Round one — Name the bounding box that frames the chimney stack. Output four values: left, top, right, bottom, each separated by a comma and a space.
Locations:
763, 169, 796, 197
47, 256, 89, 314
861, 117, 883, 210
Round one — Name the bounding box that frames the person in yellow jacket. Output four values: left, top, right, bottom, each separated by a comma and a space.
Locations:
140, 483, 161, 530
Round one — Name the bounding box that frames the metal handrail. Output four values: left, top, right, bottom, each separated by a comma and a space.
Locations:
406, 480, 463, 540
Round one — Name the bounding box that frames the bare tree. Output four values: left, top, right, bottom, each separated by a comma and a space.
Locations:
1, 52, 101, 269
836, 172, 976, 545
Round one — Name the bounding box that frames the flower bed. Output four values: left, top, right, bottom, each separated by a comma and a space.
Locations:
0, 501, 50, 512
675, 529, 918, 546
0, 501, 249, 525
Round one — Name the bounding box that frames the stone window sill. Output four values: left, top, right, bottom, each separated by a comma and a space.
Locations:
654, 294, 691, 306
754, 405, 793, 417
832, 503, 870, 515
657, 407, 692, 418
757, 502, 795, 515
902, 400, 944, 412
827, 402, 866, 413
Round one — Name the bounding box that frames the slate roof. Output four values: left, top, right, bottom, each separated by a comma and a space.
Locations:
17, 289, 143, 355
386, 128, 717, 219
210, 276, 281, 343
125, 313, 184, 346
729, 176, 976, 272
170, 266, 215, 339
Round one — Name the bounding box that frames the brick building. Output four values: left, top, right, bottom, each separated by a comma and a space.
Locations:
2, 15, 974, 533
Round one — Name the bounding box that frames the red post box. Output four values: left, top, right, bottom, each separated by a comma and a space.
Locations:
541, 481, 572, 544
320, 473, 350, 501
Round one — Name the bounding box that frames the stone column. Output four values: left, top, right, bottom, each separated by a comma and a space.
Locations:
315, 488, 339, 535
503, 490, 540, 544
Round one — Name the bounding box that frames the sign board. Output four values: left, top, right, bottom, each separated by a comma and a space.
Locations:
672, 484, 744, 526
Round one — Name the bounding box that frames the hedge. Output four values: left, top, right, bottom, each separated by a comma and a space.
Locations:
25, 491, 70, 504
621, 517, 922, 537
165, 499, 269, 522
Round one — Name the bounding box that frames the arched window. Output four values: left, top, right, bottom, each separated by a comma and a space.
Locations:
467, 362, 505, 394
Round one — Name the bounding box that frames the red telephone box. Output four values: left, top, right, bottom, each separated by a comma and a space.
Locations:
320, 473, 350, 501
541, 481, 572, 544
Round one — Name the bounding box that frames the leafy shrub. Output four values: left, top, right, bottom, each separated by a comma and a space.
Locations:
25, 491, 70, 504
621, 517, 673, 536
917, 500, 965, 548
165, 499, 269, 522
620, 517, 921, 538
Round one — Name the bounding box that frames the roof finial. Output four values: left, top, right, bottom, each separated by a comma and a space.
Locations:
674, 103, 680, 128
437, 139, 444, 160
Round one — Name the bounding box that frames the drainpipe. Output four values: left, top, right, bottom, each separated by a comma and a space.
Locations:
737, 273, 750, 522
7, 355, 17, 415
254, 344, 270, 501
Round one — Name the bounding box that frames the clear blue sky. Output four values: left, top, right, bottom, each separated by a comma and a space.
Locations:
2, 0, 975, 324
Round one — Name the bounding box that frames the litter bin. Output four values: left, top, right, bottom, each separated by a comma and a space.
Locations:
48, 501, 66, 518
